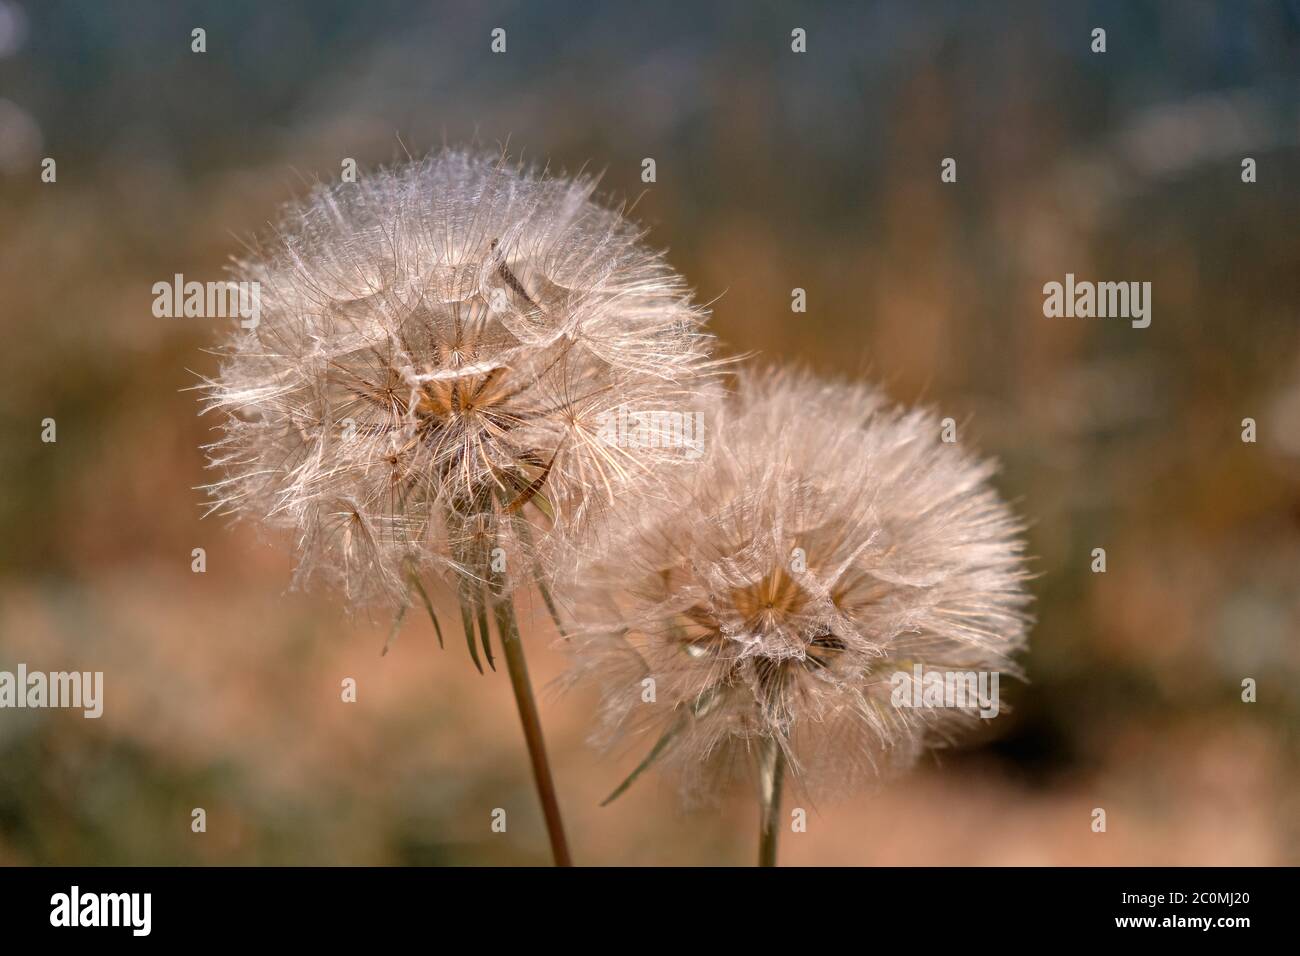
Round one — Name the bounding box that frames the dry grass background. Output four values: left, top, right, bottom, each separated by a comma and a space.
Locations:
1, 0, 1297, 864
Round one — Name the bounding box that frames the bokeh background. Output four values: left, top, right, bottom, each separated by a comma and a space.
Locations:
1, 0, 1298, 865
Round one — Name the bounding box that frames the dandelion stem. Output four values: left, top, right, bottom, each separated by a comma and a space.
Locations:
493, 596, 572, 866
758, 738, 785, 867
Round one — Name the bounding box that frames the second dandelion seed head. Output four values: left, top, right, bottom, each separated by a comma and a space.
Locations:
561, 366, 1033, 800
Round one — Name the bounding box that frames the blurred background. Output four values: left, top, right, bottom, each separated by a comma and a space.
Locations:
1, 0, 1298, 865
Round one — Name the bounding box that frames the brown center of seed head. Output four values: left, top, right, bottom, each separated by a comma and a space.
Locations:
676, 568, 846, 672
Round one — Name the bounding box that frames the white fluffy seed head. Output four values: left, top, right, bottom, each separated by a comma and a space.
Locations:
559, 366, 1033, 801
200, 150, 719, 608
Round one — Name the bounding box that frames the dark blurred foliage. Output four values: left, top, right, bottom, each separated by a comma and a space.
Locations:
0, 0, 1297, 864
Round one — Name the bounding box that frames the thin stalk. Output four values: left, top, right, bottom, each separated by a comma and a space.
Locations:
493, 596, 572, 866
758, 738, 785, 867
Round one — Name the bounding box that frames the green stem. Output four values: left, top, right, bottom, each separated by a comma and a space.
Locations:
758, 738, 785, 867
493, 596, 573, 867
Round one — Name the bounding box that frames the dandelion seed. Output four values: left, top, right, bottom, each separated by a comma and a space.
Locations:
199, 149, 718, 609
559, 366, 1033, 816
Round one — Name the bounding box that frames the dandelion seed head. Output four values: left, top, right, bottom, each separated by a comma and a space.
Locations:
560, 366, 1032, 800
200, 150, 718, 608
